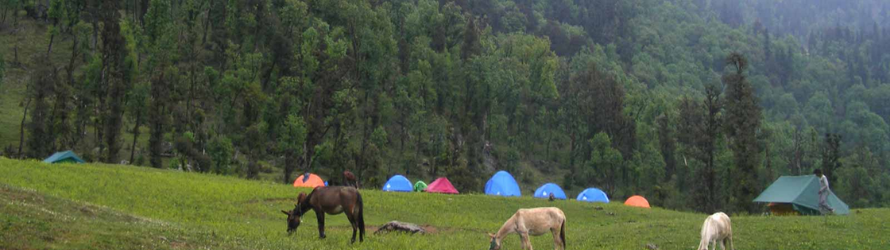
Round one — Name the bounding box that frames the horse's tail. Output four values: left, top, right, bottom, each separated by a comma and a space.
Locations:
357, 190, 365, 241
560, 218, 566, 248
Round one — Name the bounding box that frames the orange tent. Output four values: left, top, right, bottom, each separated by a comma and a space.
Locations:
294, 173, 326, 188
624, 195, 650, 208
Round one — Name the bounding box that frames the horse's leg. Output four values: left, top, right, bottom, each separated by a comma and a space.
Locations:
518, 234, 527, 250
719, 238, 726, 250
521, 232, 533, 250
727, 234, 735, 250
554, 228, 565, 250
346, 209, 358, 244
315, 210, 326, 239
550, 228, 559, 250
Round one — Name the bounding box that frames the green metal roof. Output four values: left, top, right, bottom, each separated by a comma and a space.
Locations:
754, 175, 850, 215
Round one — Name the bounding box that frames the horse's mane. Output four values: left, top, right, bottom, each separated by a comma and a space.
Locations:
295, 190, 318, 216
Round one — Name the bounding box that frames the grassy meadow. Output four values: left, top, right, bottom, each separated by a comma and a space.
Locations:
0, 157, 888, 249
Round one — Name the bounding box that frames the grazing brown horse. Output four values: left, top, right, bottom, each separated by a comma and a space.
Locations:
282, 186, 366, 243
343, 170, 357, 188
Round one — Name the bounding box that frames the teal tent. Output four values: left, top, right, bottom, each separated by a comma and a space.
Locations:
753, 175, 850, 215
43, 151, 85, 164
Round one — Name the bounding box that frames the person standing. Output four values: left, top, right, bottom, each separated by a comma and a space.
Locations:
814, 169, 835, 214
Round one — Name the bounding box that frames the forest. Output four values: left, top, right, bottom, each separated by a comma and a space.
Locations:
1, 0, 889, 214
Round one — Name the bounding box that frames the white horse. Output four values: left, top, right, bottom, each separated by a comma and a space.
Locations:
488, 207, 566, 250
698, 212, 734, 250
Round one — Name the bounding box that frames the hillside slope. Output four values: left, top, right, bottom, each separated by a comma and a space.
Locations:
1, 158, 888, 249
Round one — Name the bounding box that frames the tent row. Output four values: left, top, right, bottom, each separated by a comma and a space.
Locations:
42, 151, 850, 214
383, 175, 459, 194
485, 171, 648, 207
293, 170, 650, 207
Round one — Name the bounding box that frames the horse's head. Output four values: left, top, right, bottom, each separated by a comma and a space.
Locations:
281, 197, 305, 234
281, 204, 303, 234
488, 233, 501, 250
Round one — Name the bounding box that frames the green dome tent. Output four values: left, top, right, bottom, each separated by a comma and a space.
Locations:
754, 175, 850, 215
414, 180, 428, 192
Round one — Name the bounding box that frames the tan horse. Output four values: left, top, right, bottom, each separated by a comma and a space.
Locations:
488, 207, 566, 250
698, 212, 734, 250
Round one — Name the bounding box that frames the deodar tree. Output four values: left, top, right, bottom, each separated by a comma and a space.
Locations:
723, 53, 762, 213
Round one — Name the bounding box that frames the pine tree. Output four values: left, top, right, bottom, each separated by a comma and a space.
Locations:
822, 133, 842, 184
100, 0, 130, 164
26, 57, 58, 159
149, 72, 170, 168
678, 84, 722, 213
723, 52, 762, 213
656, 113, 676, 181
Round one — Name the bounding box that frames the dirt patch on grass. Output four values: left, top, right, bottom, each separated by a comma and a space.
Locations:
421, 225, 439, 234
79, 205, 97, 217
170, 241, 189, 249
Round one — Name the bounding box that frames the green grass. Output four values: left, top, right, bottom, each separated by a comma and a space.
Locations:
0, 157, 888, 249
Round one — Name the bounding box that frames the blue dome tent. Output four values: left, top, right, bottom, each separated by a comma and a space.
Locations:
576, 188, 610, 203
382, 175, 413, 192
484, 171, 522, 197
534, 183, 567, 199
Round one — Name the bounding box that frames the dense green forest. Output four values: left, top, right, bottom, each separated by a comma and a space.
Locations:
1, 0, 889, 213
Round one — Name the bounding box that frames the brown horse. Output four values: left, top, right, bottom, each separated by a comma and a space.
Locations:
281, 186, 366, 243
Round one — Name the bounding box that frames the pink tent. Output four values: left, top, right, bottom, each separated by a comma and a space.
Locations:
425, 177, 459, 194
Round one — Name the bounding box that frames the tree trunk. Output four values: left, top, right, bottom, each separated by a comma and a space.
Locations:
283, 152, 294, 184
18, 98, 32, 159
139, 0, 149, 26
90, 20, 99, 52
2, 6, 8, 26
200, 0, 214, 46
13, 42, 18, 66
247, 157, 258, 179
46, 33, 55, 57
129, 114, 141, 164
12, 11, 19, 66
